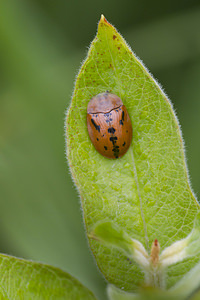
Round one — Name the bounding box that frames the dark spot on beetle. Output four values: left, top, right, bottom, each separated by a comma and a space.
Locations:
110, 136, 118, 143
96, 114, 98, 117
119, 112, 124, 125
116, 109, 118, 112
126, 130, 128, 133
112, 148, 119, 153
109, 135, 120, 158
105, 115, 113, 123
91, 119, 100, 132
108, 127, 116, 134
122, 111, 124, 121
104, 146, 107, 150
112, 146, 119, 151
97, 138, 99, 141
122, 142, 126, 147
113, 35, 117, 40
113, 146, 119, 153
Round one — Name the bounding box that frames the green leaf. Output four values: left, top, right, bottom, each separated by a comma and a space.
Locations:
0, 254, 96, 299
107, 285, 140, 300
107, 285, 177, 300
159, 212, 200, 267
89, 221, 149, 269
66, 15, 200, 290
169, 258, 200, 299
89, 221, 134, 256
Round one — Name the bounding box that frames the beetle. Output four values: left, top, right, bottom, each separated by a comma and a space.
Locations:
87, 92, 132, 159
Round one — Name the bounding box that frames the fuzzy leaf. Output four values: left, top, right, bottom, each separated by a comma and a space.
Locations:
66, 15, 200, 290
159, 212, 200, 267
169, 259, 200, 299
107, 285, 177, 300
0, 254, 96, 299
89, 221, 134, 256
90, 221, 149, 269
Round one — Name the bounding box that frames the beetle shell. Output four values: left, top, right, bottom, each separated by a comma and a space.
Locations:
87, 93, 132, 159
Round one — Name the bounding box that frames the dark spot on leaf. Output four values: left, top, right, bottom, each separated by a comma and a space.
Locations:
127, 258, 132, 264
113, 35, 117, 40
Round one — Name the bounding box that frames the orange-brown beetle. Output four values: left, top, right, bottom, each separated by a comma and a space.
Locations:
87, 92, 132, 159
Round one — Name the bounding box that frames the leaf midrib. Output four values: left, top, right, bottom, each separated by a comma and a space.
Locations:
103, 24, 150, 252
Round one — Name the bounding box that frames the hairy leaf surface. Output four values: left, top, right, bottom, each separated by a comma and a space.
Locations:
66, 15, 200, 290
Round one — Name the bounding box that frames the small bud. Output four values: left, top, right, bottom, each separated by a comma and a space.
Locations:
150, 239, 160, 267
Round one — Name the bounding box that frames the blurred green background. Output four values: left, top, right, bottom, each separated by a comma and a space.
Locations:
0, 1, 200, 299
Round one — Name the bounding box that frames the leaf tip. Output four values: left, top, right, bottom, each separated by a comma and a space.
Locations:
99, 14, 112, 28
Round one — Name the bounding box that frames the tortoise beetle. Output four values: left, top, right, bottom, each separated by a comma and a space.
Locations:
87, 92, 132, 159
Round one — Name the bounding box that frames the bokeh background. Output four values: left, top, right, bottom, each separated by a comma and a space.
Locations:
0, 1, 200, 299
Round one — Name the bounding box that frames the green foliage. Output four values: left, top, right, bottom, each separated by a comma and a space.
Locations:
89, 221, 134, 257
0, 254, 96, 299
90, 221, 149, 270
169, 258, 200, 299
66, 15, 200, 291
107, 285, 177, 300
0, 1, 106, 298
0, 1, 200, 298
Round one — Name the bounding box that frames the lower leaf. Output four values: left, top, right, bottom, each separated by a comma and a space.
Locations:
107, 285, 178, 300
0, 254, 96, 300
